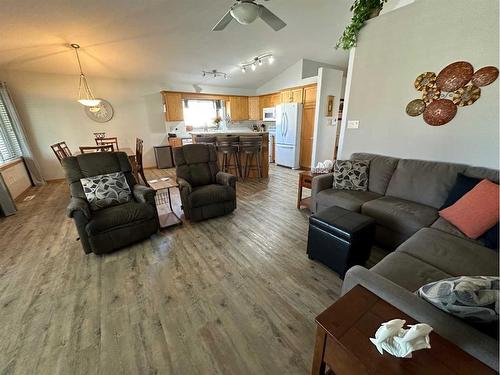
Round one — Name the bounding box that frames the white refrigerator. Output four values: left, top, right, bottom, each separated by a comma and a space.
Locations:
275, 103, 303, 169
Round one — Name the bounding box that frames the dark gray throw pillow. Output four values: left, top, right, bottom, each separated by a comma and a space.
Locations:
80, 172, 132, 211
417, 276, 499, 324
333, 160, 370, 191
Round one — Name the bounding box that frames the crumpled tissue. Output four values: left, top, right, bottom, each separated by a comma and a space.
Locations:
369, 319, 433, 358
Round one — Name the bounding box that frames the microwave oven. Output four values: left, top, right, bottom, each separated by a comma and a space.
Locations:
263, 107, 276, 121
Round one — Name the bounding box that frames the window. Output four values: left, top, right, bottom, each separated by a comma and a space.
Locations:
182, 99, 223, 129
0, 95, 22, 164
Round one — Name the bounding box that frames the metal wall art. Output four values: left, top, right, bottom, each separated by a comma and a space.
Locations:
406, 61, 498, 126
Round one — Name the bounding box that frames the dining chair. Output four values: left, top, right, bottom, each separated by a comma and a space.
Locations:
135, 138, 149, 187
51, 141, 72, 163
95, 137, 119, 151
79, 145, 114, 153
93, 132, 106, 139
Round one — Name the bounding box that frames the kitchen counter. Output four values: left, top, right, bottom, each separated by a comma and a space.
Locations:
191, 131, 269, 179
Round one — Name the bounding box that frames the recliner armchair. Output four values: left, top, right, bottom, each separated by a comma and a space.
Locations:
173, 144, 237, 221
61, 152, 159, 254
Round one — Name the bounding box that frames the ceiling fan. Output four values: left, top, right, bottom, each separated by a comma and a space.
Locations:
212, 0, 287, 32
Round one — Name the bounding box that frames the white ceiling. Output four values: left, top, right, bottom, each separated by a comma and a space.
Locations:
0, 0, 352, 89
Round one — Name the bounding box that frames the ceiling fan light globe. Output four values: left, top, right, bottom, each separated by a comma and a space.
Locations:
78, 99, 101, 107
230, 3, 259, 25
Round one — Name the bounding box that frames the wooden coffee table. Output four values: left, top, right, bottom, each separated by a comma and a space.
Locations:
311, 285, 496, 375
148, 177, 182, 229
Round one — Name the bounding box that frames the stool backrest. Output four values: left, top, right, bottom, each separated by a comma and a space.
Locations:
195, 136, 217, 145
239, 136, 263, 152
216, 136, 239, 153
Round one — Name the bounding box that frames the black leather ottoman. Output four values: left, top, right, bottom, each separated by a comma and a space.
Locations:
307, 206, 375, 279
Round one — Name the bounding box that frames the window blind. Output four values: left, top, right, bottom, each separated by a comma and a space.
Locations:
0, 95, 22, 163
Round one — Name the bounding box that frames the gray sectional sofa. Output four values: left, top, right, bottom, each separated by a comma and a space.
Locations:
311, 153, 499, 370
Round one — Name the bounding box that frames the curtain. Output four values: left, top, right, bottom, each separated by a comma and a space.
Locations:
0, 173, 16, 216
0, 82, 45, 186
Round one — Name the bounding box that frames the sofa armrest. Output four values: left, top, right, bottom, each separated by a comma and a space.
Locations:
67, 197, 91, 220
343, 266, 499, 371
311, 173, 334, 213
216, 171, 237, 188
133, 184, 156, 206
177, 177, 192, 194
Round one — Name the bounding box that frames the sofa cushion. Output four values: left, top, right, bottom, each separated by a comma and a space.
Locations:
431, 217, 483, 244
86, 201, 156, 235
351, 153, 399, 195
189, 184, 236, 208
315, 189, 382, 212
371, 251, 452, 291
362, 196, 439, 237
332, 160, 369, 191
439, 179, 499, 239
385, 159, 466, 208
396, 228, 499, 277
465, 166, 499, 184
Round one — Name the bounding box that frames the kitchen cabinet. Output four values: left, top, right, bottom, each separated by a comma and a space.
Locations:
248, 97, 260, 120
162, 92, 184, 121
258, 94, 272, 120
303, 85, 317, 106
280, 90, 292, 103
227, 96, 249, 121
270, 93, 280, 107
291, 88, 303, 103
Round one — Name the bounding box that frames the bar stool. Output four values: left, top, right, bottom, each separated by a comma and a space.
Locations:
216, 136, 241, 177
239, 136, 263, 180
195, 136, 216, 146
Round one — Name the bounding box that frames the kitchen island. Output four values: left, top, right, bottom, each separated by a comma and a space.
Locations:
191, 130, 269, 178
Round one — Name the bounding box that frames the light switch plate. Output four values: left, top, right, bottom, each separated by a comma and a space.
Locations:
347, 120, 359, 129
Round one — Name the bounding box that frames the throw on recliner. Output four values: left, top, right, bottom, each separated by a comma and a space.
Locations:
173, 144, 237, 221
61, 152, 159, 254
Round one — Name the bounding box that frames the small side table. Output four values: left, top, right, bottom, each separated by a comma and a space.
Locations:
148, 178, 182, 229
311, 285, 496, 375
297, 171, 321, 209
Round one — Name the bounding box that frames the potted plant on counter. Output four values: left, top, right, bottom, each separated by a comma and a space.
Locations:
336, 0, 388, 50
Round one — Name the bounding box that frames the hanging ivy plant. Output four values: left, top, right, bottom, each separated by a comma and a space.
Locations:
336, 0, 388, 50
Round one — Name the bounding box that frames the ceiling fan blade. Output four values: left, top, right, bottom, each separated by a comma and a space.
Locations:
212, 9, 234, 31
258, 5, 286, 31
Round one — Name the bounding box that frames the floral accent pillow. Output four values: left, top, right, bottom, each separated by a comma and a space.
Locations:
417, 276, 499, 323
80, 172, 132, 211
333, 160, 370, 191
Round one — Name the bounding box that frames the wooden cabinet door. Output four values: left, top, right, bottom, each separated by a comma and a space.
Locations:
228, 96, 249, 121
291, 88, 303, 103
270, 93, 280, 107
248, 97, 260, 120
259, 94, 271, 119
280, 90, 291, 103
163, 92, 184, 121
303, 85, 317, 106
300, 103, 315, 169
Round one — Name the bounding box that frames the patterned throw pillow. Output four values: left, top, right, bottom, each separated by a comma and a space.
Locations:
417, 276, 499, 323
333, 160, 370, 191
80, 172, 132, 211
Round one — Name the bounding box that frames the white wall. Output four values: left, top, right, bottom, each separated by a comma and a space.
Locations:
311, 67, 344, 165
256, 60, 317, 95
340, 0, 499, 169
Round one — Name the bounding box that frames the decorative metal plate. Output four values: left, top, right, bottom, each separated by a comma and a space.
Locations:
422, 86, 441, 104
84, 99, 114, 123
414, 72, 436, 91
471, 66, 499, 87
436, 61, 474, 92
406, 99, 426, 116
423, 99, 457, 126
452, 85, 481, 107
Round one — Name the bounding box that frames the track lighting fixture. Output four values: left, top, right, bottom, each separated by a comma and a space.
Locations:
201, 69, 229, 79
239, 53, 274, 73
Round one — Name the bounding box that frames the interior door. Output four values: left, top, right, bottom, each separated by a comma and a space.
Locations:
300, 103, 315, 169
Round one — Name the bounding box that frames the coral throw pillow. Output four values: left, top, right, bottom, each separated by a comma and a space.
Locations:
439, 179, 499, 239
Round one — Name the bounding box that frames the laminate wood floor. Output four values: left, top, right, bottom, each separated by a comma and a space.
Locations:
0, 165, 384, 375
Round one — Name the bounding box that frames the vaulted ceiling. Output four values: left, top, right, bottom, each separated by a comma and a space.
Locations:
0, 0, 352, 89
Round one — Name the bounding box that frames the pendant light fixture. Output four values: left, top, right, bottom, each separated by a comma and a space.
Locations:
70, 43, 101, 107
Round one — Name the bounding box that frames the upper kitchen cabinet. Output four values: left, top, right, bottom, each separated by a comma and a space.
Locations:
280, 90, 292, 103
227, 96, 249, 121
270, 93, 280, 107
280, 88, 303, 104
248, 97, 260, 121
162, 91, 184, 121
303, 85, 317, 106
291, 88, 303, 103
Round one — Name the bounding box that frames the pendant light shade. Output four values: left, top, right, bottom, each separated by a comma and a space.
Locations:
71, 44, 101, 107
